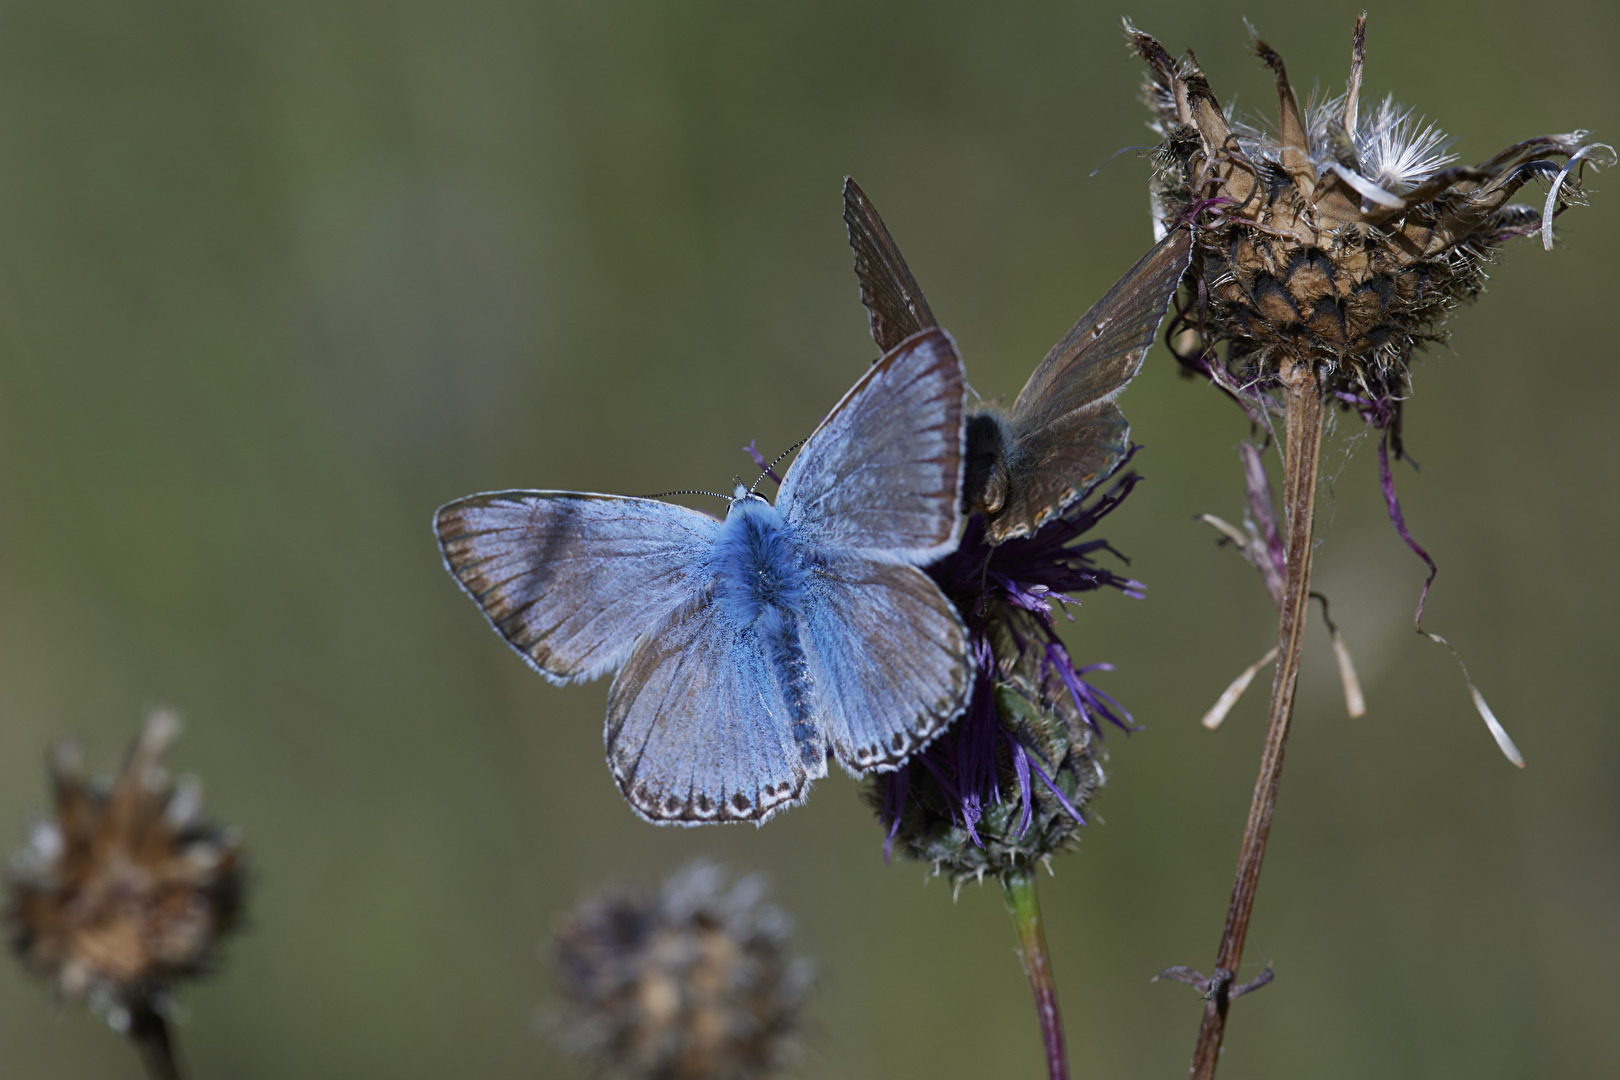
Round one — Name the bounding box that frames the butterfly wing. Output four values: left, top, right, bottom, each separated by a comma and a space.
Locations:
844, 176, 938, 352
801, 558, 972, 774
777, 326, 967, 562
434, 492, 720, 684
606, 594, 810, 825
987, 227, 1192, 542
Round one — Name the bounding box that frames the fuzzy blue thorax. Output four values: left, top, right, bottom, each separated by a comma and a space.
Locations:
712, 486, 812, 628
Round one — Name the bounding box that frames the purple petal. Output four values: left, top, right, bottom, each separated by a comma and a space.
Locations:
1004, 729, 1035, 838
1021, 745, 1087, 827
881, 769, 908, 864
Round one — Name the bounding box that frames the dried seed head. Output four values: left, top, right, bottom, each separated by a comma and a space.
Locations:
550, 862, 815, 1080
1130, 16, 1612, 407
1133, 18, 1571, 764
4, 711, 245, 1029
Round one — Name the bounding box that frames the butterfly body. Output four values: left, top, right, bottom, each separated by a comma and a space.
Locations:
962, 408, 1018, 517
437, 328, 974, 825
709, 487, 822, 768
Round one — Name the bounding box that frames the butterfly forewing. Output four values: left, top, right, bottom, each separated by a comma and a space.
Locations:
1010, 228, 1192, 436
606, 595, 810, 825
434, 492, 720, 684
802, 558, 972, 773
778, 327, 966, 561
844, 177, 938, 353
985, 228, 1193, 542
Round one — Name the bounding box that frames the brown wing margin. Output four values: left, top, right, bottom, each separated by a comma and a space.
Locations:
843, 176, 938, 354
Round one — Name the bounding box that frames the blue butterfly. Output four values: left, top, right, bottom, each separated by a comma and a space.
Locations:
435, 327, 973, 825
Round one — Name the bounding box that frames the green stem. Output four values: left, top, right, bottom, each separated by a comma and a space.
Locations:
1003, 867, 1069, 1080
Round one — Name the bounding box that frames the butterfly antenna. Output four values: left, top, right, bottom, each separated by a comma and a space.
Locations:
750, 438, 810, 494
1088, 144, 1156, 177
645, 489, 731, 502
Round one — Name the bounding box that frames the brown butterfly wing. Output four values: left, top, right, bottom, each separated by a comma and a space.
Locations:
984, 402, 1130, 544
843, 176, 938, 352
985, 227, 1193, 543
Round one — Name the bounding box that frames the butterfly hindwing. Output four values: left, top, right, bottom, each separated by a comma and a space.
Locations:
434, 492, 720, 684
986, 402, 1128, 543
606, 595, 811, 825
801, 557, 972, 774
843, 176, 938, 353
778, 327, 966, 561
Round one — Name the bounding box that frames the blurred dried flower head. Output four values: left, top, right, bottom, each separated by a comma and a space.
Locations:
872, 468, 1142, 888
551, 862, 814, 1080
4, 710, 244, 1030
1131, 15, 1611, 414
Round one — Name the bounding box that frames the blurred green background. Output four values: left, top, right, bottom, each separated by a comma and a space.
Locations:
1, 1, 1616, 1077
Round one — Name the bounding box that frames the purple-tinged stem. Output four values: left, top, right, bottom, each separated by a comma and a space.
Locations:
1189, 359, 1324, 1079
1003, 867, 1069, 1080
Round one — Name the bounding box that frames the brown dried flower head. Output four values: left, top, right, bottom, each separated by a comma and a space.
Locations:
1131, 16, 1612, 408
551, 862, 814, 1080
4, 711, 244, 1029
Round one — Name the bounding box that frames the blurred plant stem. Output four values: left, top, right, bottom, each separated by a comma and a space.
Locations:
1003, 867, 1068, 1080
129, 1001, 186, 1080
1189, 361, 1324, 1079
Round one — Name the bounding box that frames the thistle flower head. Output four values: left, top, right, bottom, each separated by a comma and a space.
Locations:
4, 711, 244, 1030
1132, 15, 1612, 411
872, 466, 1142, 887
550, 861, 815, 1080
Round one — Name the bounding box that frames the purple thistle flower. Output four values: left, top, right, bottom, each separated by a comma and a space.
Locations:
869, 462, 1143, 885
